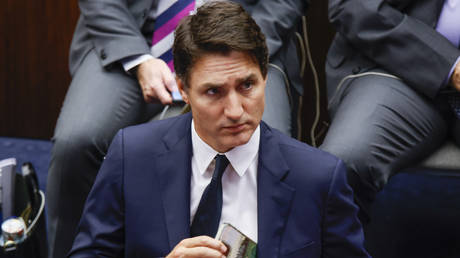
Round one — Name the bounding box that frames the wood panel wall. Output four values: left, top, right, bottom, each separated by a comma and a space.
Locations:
1, 0, 79, 139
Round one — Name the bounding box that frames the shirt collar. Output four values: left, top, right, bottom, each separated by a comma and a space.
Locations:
191, 120, 260, 177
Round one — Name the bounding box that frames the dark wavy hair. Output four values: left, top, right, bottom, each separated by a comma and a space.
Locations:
173, 0, 268, 87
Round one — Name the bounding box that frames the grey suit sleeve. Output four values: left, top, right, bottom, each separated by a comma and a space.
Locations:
251, 0, 309, 58
78, 0, 151, 67
329, 0, 460, 98
322, 159, 370, 257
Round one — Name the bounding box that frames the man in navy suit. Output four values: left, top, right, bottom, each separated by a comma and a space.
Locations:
69, 2, 369, 257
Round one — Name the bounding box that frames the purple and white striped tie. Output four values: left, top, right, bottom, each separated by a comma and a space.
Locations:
151, 0, 196, 72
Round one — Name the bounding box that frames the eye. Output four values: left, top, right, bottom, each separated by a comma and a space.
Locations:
242, 81, 254, 90
206, 88, 219, 95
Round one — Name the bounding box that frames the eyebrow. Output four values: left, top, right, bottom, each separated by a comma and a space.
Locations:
200, 73, 258, 89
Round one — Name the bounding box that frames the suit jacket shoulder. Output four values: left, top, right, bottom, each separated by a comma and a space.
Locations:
258, 122, 369, 257
264, 122, 342, 182
121, 113, 192, 155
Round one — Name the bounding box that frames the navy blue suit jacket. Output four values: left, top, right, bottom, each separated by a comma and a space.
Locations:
69, 113, 369, 258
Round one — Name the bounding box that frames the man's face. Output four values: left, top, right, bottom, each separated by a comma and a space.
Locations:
178, 51, 266, 153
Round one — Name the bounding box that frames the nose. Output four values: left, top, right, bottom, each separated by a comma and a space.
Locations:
224, 91, 244, 121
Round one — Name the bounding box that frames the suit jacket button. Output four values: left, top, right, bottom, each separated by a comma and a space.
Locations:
100, 50, 107, 60
352, 66, 361, 74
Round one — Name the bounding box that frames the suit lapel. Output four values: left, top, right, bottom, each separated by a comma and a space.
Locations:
155, 114, 193, 249
256, 123, 295, 257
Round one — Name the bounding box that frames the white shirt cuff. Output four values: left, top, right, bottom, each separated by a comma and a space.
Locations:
120, 54, 154, 73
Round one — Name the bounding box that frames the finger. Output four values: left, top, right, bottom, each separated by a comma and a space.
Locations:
453, 80, 460, 92
452, 64, 460, 91
146, 70, 172, 104
183, 246, 226, 258
162, 67, 178, 93
140, 81, 157, 103
179, 236, 227, 253
144, 93, 156, 103
152, 81, 173, 104
142, 75, 172, 104
137, 59, 172, 103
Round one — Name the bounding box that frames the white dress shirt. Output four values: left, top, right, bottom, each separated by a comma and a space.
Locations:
437, 0, 460, 48
190, 120, 259, 242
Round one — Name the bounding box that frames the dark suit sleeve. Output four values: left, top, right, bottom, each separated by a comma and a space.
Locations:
329, 0, 460, 98
68, 130, 126, 258
322, 159, 370, 257
78, 0, 151, 67
251, 0, 309, 58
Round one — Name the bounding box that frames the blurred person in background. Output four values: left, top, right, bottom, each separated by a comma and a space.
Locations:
321, 0, 460, 221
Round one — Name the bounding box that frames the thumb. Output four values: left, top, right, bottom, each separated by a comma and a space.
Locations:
162, 65, 178, 93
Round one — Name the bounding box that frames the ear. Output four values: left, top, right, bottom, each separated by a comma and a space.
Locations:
177, 77, 189, 104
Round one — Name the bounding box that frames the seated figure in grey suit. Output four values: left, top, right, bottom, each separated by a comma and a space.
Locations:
46, 0, 308, 257
321, 0, 460, 219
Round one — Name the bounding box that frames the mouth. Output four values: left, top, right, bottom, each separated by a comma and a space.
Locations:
222, 123, 247, 133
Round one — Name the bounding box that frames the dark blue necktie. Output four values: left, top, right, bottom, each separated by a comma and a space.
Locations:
190, 154, 229, 237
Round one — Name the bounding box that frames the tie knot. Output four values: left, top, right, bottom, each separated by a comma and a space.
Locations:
212, 155, 229, 181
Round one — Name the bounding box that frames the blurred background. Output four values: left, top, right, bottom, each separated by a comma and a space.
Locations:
0, 0, 333, 142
